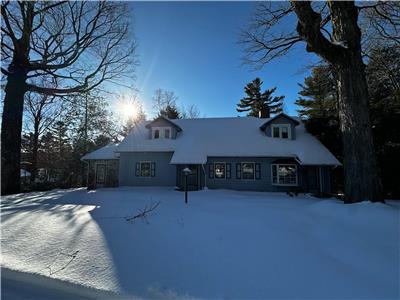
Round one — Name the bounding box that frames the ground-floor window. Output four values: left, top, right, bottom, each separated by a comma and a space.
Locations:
271, 164, 297, 186
136, 161, 155, 177
215, 162, 226, 179
241, 162, 255, 180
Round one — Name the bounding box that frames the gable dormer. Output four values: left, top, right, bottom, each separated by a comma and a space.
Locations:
259, 113, 300, 140
145, 116, 182, 140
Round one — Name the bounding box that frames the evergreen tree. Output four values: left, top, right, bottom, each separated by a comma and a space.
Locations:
296, 66, 337, 119
295, 66, 342, 161
152, 89, 181, 119
159, 105, 181, 119
237, 78, 284, 118
297, 47, 400, 198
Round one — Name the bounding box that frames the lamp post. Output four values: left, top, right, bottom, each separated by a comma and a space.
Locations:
182, 167, 191, 204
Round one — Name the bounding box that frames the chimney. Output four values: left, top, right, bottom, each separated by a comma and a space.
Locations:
258, 108, 269, 118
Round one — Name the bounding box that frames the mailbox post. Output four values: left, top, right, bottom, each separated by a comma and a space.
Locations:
182, 167, 191, 204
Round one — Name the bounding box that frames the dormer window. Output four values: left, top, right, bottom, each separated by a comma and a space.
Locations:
164, 128, 170, 139
271, 124, 291, 139
152, 127, 172, 139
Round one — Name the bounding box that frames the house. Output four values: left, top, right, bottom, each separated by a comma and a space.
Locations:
82, 113, 341, 194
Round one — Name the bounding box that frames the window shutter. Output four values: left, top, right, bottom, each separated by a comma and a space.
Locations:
209, 164, 214, 179
135, 162, 140, 176
255, 163, 261, 179
236, 163, 241, 179
226, 163, 231, 179
151, 162, 156, 177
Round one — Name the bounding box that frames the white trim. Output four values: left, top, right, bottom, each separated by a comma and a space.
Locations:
271, 163, 298, 186
139, 161, 152, 177
152, 126, 172, 139
214, 162, 226, 179
241, 162, 255, 181
271, 124, 291, 139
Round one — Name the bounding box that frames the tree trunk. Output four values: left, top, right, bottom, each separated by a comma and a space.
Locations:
1, 69, 28, 195
30, 121, 40, 183
292, 1, 384, 203
328, 1, 383, 203
336, 59, 383, 203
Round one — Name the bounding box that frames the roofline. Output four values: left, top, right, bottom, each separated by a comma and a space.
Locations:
145, 115, 182, 132
259, 113, 300, 130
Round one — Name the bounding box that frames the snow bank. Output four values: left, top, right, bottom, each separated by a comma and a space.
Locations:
1, 188, 398, 299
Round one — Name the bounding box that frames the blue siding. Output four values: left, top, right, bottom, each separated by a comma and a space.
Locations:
119, 152, 176, 186
205, 157, 331, 193
263, 115, 297, 140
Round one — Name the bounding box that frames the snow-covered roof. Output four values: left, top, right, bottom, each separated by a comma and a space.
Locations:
81, 144, 119, 160
116, 116, 341, 166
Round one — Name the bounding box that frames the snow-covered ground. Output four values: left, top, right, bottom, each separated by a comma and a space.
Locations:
1, 187, 399, 299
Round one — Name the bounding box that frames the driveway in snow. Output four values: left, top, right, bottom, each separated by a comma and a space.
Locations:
1, 187, 399, 299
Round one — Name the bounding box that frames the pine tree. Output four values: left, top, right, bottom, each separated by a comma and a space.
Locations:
296, 66, 337, 119
237, 78, 284, 118
159, 105, 180, 119
295, 66, 342, 162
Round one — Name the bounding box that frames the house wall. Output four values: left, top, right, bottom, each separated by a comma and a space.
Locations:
263, 115, 297, 140
87, 159, 119, 188
204, 157, 331, 193
119, 152, 176, 186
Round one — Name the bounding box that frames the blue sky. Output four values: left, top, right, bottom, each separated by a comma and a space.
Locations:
129, 2, 318, 118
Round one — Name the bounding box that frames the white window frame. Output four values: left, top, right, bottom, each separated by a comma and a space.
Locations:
271, 124, 291, 139
241, 162, 255, 181
271, 164, 298, 186
152, 127, 172, 139
139, 161, 152, 177
214, 162, 226, 179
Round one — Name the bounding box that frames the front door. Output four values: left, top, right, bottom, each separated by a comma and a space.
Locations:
96, 164, 106, 185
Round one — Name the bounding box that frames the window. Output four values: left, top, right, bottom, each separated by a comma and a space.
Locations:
140, 162, 151, 177
152, 127, 172, 139
136, 162, 155, 177
271, 124, 291, 139
215, 163, 226, 179
165, 129, 170, 139
242, 162, 255, 180
272, 164, 297, 186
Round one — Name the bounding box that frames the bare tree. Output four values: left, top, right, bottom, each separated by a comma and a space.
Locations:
152, 89, 179, 112
1, 1, 137, 194
181, 104, 201, 119
152, 89, 181, 119
23, 91, 64, 182
240, 1, 400, 203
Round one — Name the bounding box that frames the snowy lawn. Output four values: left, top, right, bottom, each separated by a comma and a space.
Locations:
1, 187, 399, 299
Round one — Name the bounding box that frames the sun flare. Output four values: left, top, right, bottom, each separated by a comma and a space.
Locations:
116, 99, 139, 120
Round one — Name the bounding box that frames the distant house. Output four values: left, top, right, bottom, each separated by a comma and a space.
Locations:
82, 113, 340, 193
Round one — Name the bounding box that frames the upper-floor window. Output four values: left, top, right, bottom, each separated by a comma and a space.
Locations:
271, 124, 291, 139
271, 164, 297, 186
152, 127, 172, 139
165, 128, 170, 139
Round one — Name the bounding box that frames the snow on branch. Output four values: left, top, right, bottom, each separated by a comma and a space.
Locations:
45, 250, 79, 276
125, 201, 161, 224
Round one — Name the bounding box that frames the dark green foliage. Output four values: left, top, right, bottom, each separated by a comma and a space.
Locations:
295, 66, 343, 162
237, 78, 284, 118
366, 46, 400, 198
297, 46, 400, 198
159, 105, 181, 119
